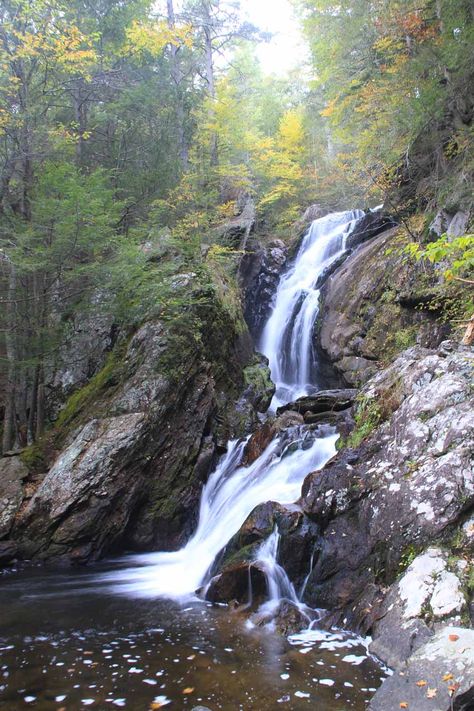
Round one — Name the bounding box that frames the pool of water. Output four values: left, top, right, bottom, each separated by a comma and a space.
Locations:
0, 563, 387, 710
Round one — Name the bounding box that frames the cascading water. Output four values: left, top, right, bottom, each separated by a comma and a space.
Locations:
99, 430, 338, 599
260, 210, 364, 409
97, 210, 363, 604
255, 528, 299, 605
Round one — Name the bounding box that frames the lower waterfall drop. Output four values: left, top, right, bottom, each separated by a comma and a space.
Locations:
99, 429, 338, 599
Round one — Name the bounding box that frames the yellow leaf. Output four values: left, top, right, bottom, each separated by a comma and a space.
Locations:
416, 680, 427, 687
182, 687, 195, 694
442, 673, 454, 682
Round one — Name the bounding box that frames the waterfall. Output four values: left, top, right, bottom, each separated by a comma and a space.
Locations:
99, 430, 338, 599
260, 210, 364, 409
98, 210, 362, 606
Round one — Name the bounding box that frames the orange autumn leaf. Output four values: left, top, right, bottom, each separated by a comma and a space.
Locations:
449, 634, 459, 642
416, 680, 427, 687
400, 704, 408, 709
182, 687, 195, 694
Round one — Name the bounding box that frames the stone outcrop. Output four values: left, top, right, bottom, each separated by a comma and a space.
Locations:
212, 196, 256, 250
429, 208, 470, 237
5, 274, 260, 565
318, 227, 450, 386
0, 456, 29, 540
276, 389, 358, 417
370, 547, 469, 670
217, 343, 473, 649
299, 343, 473, 631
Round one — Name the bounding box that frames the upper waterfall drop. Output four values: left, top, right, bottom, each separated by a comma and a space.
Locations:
260, 210, 364, 410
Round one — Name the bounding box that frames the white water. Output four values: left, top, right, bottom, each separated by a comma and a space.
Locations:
256, 528, 299, 604
260, 210, 364, 410
100, 430, 338, 599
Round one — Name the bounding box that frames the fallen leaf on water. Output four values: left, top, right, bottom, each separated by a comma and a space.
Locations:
442, 673, 454, 682
182, 687, 195, 694
416, 680, 428, 687
426, 688, 437, 699
150, 704, 165, 710
448, 684, 460, 696
448, 634, 459, 642
400, 703, 408, 709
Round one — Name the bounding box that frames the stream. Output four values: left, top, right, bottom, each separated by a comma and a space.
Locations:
0, 211, 389, 709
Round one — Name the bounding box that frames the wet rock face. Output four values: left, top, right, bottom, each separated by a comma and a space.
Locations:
276, 389, 358, 417
205, 562, 268, 605
251, 599, 312, 636
240, 238, 288, 339
318, 227, 449, 386
346, 211, 397, 250
299, 344, 474, 634
209, 498, 320, 601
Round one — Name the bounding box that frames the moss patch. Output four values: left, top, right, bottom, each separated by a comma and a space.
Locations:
346, 395, 383, 448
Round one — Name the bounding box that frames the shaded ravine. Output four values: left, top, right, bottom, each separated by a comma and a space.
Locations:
0, 211, 390, 710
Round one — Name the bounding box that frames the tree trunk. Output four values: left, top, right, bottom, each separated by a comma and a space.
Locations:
36, 369, 45, 440
202, 1, 218, 167
167, 0, 189, 169
27, 363, 39, 445
73, 79, 87, 166
2, 262, 18, 453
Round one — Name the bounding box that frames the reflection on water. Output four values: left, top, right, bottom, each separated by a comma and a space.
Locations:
0, 564, 386, 710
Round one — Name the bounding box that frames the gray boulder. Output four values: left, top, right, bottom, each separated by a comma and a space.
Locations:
370, 627, 474, 711
0, 456, 29, 539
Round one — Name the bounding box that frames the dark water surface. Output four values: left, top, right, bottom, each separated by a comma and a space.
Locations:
0, 563, 387, 710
